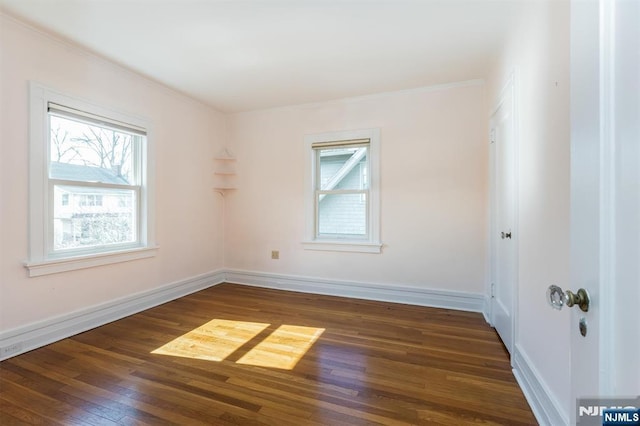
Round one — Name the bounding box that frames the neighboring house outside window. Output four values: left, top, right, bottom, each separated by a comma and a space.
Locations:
26, 83, 156, 277
303, 129, 381, 253
316, 144, 368, 237
52, 162, 131, 250
77, 194, 103, 207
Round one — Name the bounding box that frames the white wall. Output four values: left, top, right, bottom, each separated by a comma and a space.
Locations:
0, 15, 226, 332
0, 6, 580, 419
487, 1, 571, 422
225, 83, 488, 295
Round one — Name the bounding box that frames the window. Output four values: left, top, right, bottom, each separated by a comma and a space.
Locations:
303, 129, 381, 253
26, 83, 156, 277
77, 194, 104, 207
315, 143, 368, 237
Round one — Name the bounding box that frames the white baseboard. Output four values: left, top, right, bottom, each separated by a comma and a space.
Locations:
1, 268, 561, 426
512, 345, 568, 426
482, 295, 493, 325
0, 270, 225, 361
225, 269, 484, 312
0, 269, 484, 361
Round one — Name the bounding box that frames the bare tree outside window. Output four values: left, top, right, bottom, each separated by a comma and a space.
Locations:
50, 115, 134, 183
50, 114, 139, 251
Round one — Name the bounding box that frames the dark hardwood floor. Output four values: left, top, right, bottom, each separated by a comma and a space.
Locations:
0, 283, 537, 425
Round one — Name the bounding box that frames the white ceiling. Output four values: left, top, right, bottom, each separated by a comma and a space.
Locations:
0, 0, 523, 112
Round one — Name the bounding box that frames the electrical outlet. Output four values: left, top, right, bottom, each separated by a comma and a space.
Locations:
271, 250, 279, 260
1, 342, 23, 357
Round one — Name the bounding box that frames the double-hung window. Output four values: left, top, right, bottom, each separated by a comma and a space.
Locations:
303, 129, 381, 253
26, 83, 156, 276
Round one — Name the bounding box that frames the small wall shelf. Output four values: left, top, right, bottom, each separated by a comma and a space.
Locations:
213, 148, 237, 191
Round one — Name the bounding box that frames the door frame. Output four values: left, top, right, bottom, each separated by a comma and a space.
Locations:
488, 72, 519, 358
570, 0, 639, 422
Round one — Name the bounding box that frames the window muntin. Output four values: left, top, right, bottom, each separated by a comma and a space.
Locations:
47, 107, 144, 256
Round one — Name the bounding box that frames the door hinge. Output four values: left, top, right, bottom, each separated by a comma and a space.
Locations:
491, 282, 496, 298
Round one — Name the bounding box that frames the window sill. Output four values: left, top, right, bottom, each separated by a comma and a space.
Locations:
24, 246, 159, 277
302, 240, 382, 253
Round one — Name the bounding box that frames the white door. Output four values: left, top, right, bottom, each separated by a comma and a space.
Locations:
569, 0, 639, 424
490, 77, 516, 355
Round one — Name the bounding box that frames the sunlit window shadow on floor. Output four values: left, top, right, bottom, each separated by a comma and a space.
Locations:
236, 324, 325, 369
151, 319, 269, 361
151, 319, 324, 370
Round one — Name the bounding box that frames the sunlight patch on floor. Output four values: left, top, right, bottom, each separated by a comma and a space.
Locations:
236, 325, 325, 370
151, 320, 324, 369
151, 319, 269, 361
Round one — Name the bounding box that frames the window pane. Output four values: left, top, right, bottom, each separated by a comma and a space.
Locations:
53, 185, 137, 250
317, 193, 367, 237
318, 146, 368, 191
49, 114, 137, 185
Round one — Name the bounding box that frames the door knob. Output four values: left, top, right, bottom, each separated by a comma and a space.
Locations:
546, 285, 590, 312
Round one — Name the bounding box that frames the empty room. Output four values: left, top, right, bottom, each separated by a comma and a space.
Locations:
0, 1, 638, 425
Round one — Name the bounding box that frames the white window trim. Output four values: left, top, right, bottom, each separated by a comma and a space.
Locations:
26, 82, 157, 277
303, 128, 382, 253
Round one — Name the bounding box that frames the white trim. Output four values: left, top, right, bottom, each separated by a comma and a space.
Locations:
27, 82, 157, 275
301, 241, 382, 253
1, 269, 484, 361
597, 0, 616, 396
486, 127, 496, 326
488, 72, 520, 356
512, 344, 569, 426
24, 246, 159, 277
510, 68, 520, 361
304, 128, 381, 252
224, 269, 484, 312
599, 0, 640, 397
0, 270, 225, 361
482, 295, 492, 324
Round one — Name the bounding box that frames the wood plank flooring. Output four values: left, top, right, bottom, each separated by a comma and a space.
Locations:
0, 283, 537, 425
